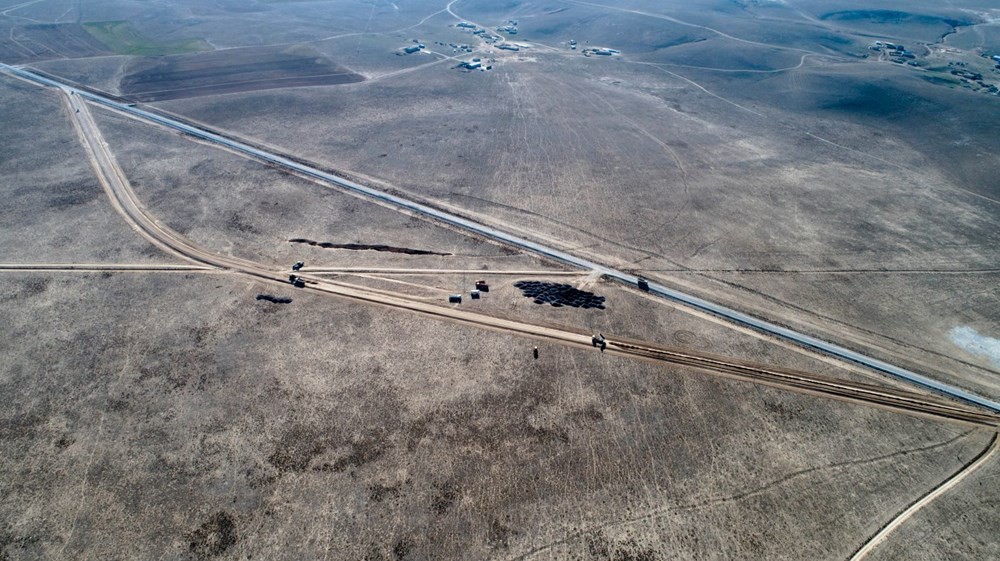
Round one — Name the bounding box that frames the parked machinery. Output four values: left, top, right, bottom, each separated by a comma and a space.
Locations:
591, 333, 607, 351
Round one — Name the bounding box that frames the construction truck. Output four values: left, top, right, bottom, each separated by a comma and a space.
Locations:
591, 334, 607, 351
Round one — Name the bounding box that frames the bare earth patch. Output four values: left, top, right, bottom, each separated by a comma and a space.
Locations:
119, 45, 364, 102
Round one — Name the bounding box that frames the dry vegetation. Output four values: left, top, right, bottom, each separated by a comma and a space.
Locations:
2, 0, 999, 559
869, 452, 1000, 561
90, 103, 555, 273
148, 1, 998, 402
0, 270, 992, 560
119, 45, 364, 102
0, 78, 167, 264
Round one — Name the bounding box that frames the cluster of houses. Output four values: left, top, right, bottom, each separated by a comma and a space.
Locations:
417, 19, 622, 64
583, 47, 620, 57
434, 40, 474, 53
950, 67, 999, 95
899, 47, 1000, 95
978, 51, 1000, 70
397, 40, 425, 55
870, 40, 916, 64
456, 57, 493, 72
455, 21, 502, 44
496, 20, 518, 35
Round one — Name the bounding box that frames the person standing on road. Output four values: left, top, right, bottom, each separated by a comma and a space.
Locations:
533, 346, 539, 360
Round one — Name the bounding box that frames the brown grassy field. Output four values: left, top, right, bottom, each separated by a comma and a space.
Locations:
2, 1, 999, 559
0, 270, 992, 560
0, 23, 110, 64
0, 76, 168, 265
119, 45, 365, 102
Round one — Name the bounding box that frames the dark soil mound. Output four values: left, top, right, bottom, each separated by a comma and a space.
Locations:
256, 294, 292, 304
187, 511, 237, 558
289, 238, 451, 256
514, 281, 605, 309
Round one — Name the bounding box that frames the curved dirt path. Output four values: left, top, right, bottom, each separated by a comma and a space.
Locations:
848, 432, 1000, 561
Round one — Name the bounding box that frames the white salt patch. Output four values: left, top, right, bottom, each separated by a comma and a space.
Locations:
949, 326, 1000, 368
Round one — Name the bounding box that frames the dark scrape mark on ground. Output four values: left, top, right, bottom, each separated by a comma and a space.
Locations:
187, 511, 237, 559
256, 294, 292, 304
289, 238, 451, 256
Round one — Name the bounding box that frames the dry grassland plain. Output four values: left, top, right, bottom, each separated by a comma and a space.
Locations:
1, 0, 999, 560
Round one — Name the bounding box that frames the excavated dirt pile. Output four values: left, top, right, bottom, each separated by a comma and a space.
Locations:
514, 281, 606, 309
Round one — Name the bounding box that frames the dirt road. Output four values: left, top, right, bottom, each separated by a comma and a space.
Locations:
0, 263, 213, 272
849, 433, 1000, 560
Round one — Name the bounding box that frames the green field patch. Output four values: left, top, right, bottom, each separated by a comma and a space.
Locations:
82, 21, 210, 56
819, 10, 971, 28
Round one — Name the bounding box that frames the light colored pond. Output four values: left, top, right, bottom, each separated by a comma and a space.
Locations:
949, 326, 1000, 368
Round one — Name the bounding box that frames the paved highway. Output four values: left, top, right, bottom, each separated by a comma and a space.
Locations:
3, 62, 998, 413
